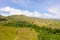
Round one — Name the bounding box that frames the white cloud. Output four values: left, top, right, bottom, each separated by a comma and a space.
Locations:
0, 7, 10, 12
0, 6, 60, 19
48, 7, 60, 14
0, 6, 39, 17
47, 7, 60, 19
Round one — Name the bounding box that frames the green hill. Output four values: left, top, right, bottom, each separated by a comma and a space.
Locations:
0, 15, 60, 28
0, 15, 60, 40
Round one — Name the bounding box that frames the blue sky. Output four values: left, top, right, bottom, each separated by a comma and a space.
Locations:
0, 0, 60, 19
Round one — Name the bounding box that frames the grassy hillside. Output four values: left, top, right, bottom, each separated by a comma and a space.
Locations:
0, 26, 17, 40
0, 26, 38, 40
1, 15, 60, 28
0, 15, 60, 40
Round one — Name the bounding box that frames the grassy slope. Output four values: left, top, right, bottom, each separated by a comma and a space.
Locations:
5, 15, 60, 28
0, 26, 17, 40
0, 26, 38, 40
0, 15, 60, 40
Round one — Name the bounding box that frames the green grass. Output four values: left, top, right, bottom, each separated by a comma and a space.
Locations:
0, 27, 17, 40
15, 27, 38, 40
0, 15, 60, 40
0, 26, 38, 40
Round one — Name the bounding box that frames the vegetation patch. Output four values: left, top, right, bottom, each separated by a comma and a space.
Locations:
0, 15, 60, 40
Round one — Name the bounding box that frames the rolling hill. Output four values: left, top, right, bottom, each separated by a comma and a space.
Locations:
0, 15, 60, 28
0, 15, 60, 40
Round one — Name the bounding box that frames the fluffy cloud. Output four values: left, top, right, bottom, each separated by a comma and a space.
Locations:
47, 7, 60, 14
0, 7, 10, 12
0, 6, 39, 17
0, 6, 60, 19
47, 7, 60, 19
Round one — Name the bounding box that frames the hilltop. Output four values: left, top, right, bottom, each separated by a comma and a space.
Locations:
0, 15, 60, 28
